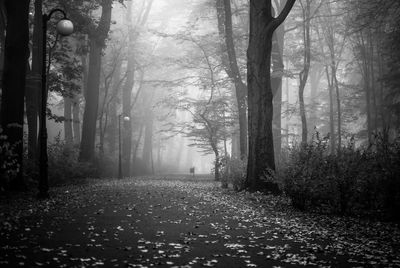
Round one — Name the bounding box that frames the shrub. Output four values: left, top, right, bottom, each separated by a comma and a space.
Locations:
220, 156, 247, 191
22, 135, 98, 187
0, 128, 20, 191
278, 133, 400, 221
278, 135, 333, 210
47, 136, 97, 185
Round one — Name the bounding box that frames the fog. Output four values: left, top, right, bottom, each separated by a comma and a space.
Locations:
35, 0, 400, 178
1, 1, 400, 265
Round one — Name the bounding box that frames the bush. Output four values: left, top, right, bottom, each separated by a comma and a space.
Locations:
278, 134, 400, 221
0, 128, 20, 191
23, 135, 99, 187
47, 136, 97, 185
220, 156, 247, 191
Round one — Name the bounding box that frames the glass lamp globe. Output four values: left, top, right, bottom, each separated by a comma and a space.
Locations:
56, 19, 74, 36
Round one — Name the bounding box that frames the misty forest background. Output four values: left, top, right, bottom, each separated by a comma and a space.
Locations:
1, 0, 400, 221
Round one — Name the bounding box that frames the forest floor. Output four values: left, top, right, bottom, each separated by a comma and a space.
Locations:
0, 175, 400, 267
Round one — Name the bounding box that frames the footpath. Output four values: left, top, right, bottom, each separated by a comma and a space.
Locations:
0, 176, 399, 267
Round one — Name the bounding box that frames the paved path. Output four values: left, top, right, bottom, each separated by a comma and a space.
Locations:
1, 176, 399, 267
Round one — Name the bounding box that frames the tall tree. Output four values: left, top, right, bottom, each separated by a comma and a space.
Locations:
79, 0, 112, 162
298, 0, 311, 143
72, 95, 81, 145
0, 0, 30, 189
271, 0, 286, 162
64, 97, 73, 147
216, 0, 248, 159
122, 0, 153, 177
142, 109, 154, 174
246, 0, 295, 192
0, 0, 6, 90
320, 1, 345, 152
106, 58, 122, 154
25, 0, 42, 160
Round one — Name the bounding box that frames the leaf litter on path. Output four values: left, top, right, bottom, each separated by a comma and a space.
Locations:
0, 176, 399, 267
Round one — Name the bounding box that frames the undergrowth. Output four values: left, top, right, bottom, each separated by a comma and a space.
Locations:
278, 133, 400, 221
220, 156, 247, 191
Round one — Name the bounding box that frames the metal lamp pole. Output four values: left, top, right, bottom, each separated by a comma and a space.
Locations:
118, 115, 130, 179
38, 9, 74, 199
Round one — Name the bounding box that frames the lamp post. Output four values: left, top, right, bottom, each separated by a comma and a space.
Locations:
118, 114, 130, 179
38, 9, 74, 199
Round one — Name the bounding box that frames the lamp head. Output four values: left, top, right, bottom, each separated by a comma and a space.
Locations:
123, 116, 130, 122
56, 19, 74, 36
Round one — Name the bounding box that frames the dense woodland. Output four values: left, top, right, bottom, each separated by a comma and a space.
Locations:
0, 0, 400, 220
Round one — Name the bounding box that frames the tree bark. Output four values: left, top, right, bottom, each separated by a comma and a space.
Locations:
25, 0, 42, 160
359, 32, 373, 144
142, 111, 154, 174
79, 0, 112, 162
106, 59, 121, 155
0, 0, 30, 189
272, 19, 285, 162
308, 65, 322, 133
332, 63, 341, 151
72, 95, 80, 145
326, 67, 336, 154
121, 0, 135, 177
246, 0, 295, 192
122, 56, 133, 176
230, 130, 240, 158
64, 97, 73, 147
213, 148, 220, 181
0, 1, 5, 87
325, 1, 342, 152
298, 0, 311, 144
368, 29, 378, 134
221, 0, 248, 159
132, 122, 144, 171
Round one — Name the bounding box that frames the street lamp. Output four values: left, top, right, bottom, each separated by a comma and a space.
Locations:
118, 114, 130, 179
38, 9, 74, 199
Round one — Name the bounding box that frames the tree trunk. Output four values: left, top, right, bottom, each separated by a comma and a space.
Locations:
325, 1, 341, 152
106, 59, 121, 155
246, 0, 295, 192
156, 136, 162, 173
121, 0, 134, 178
326, 67, 336, 154
359, 33, 373, 144
368, 29, 378, 133
25, 72, 39, 159
221, 0, 248, 159
332, 65, 341, 151
212, 146, 220, 181
285, 68, 290, 147
377, 47, 387, 139
122, 56, 133, 176
272, 24, 285, 163
231, 130, 240, 158
308, 65, 322, 133
25, 0, 42, 160
142, 111, 154, 174
72, 96, 80, 145
64, 97, 73, 147
132, 122, 143, 172
79, 0, 112, 162
298, 0, 311, 144
0, 1, 6, 88
0, 0, 30, 190
174, 135, 184, 172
